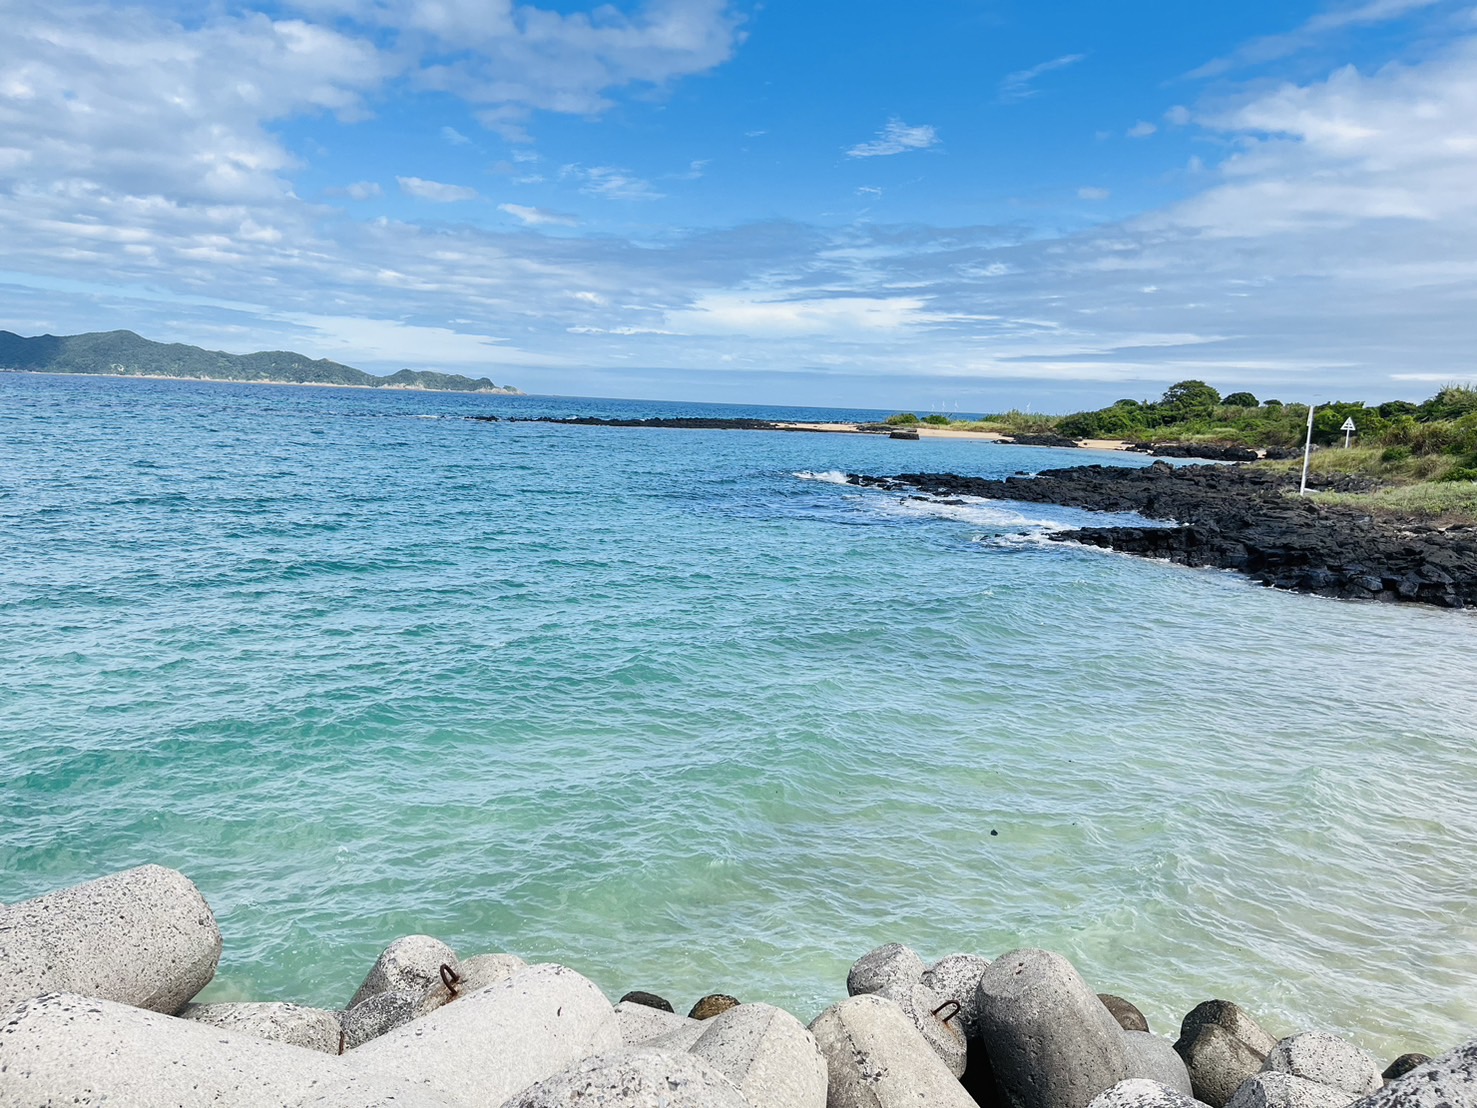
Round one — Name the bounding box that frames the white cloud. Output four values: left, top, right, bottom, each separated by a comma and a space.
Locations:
441, 126, 470, 145
847, 120, 939, 158
665, 292, 935, 336
562, 165, 663, 200
398, 176, 480, 202
998, 54, 1086, 103
345, 181, 383, 200
500, 203, 578, 226
1127, 121, 1158, 138
1191, 0, 1442, 77
1078, 187, 1110, 201
1165, 105, 1192, 126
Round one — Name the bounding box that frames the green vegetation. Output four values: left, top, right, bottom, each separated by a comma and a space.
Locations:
0, 329, 519, 394
885, 412, 920, 425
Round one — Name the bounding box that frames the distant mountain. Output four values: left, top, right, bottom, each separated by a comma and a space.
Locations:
0, 329, 521, 394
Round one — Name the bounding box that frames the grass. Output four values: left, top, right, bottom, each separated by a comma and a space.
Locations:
1305, 483, 1477, 525
1254, 448, 1477, 523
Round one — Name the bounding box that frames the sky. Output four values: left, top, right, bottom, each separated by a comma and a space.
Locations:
2, 0, 1476, 410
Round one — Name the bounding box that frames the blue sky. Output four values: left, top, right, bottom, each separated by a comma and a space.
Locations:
2, 0, 1475, 409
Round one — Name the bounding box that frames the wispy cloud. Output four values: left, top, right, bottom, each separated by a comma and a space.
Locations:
499, 203, 578, 227
397, 176, 479, 202
441, 126, 470, 146
1127, 121, 1158, 138
847, 120, 939, 158
1190, 0, 1442, 77
342, 181, 382, 200
998, 53, 1085, 103
562, 165, 663, 201
1078, 187, 1110, 201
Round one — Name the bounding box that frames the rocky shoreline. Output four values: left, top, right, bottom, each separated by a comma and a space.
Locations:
1, 866, 1471, 1108
847, 463, 1477, 609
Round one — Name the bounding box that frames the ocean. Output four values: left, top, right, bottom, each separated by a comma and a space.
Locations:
2, 371, 1473, 1059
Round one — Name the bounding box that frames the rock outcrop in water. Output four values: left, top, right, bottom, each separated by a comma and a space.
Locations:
2, 867, 1472, 1108
847, 463, 1477, 609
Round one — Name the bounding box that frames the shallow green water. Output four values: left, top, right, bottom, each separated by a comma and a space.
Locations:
2, 373, 1473, 1059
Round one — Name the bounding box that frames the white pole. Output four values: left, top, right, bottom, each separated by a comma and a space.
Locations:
1300, 403, 1316, 496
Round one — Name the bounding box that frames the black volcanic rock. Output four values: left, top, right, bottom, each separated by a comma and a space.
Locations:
847, 463, 1477, 609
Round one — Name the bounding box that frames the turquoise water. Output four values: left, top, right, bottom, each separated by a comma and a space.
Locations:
2, 373, 1474, 1060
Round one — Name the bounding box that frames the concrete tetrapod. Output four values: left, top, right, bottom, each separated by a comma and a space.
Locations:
1178, 1024, 1273, 1108
690, 1001, 829, 1108
923, 954, 991, 1041
348, 963, 621, 1107
847, 944, 926, 998
0, 992, 455, 1108
615, 999, 704, 1046
976, 948, 1131, 1108
502, 1049, 750, 1108
1263, 1034, 1383, 1097
808, 993, 978, 1108
1123, 1031, 1194, 1097
0, 865, 222, 1015
1346, 1039, 1477, 1108
1226, 1073, 1356, 1108
876, 980, 968, 1077
179, 1001, 343, 1053
1088, 1079, 1201, 1108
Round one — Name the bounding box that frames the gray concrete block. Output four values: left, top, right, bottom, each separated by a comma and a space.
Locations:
178, 1001, 342, 1053
1178, 1024, 1272, 1108
1124, 1031, 1194, 1097
616, 998, 703, 1046
0, 865, 222, 1015
1088, 1079, 1202, 1108
644, 1020, 711, 1052
877, 980, 968, 1077
923, 953, 991, 1040
502, 1049, 750, 1108
691, 1001, 828, 1108
1227, 1073, 1355, 1108
976, 948, 1131, 1108
1263, 1033, 1382, 1097
847, 943, 926, 997
0, 991, 457, 1107
342, 989, 423, 1049
457, 953, 526, 992
349, 963, 621, 1107
807, 993, 978, 1108
1178, 1001, 1279, 1059
1349, 1039, 1477, 1108
347, 935, 460, 1010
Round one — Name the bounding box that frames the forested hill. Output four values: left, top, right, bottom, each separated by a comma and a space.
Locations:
0, 329, 520, 394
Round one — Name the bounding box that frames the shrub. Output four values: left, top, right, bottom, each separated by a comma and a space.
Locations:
1437, 467, 1477, 483
922, 414, 951, 425
1222, 391, 1258, 407
1380, 445, 1412, 464
886, 413, 920, 425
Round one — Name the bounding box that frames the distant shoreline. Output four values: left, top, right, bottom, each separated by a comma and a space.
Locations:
1, 368, 523, 397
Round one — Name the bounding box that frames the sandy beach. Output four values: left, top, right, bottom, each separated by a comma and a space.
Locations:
774, 421, 1130, 451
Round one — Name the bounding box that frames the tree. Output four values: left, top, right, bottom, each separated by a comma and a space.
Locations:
1222, 391, 1258, 408
1156, 380, 1221, 422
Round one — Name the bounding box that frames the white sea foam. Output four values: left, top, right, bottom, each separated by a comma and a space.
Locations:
793, 469, 852, 485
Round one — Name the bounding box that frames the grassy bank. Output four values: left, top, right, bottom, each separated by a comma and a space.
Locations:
889, 382, 1477, 523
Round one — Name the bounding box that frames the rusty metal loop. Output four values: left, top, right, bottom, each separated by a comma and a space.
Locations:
338, 1030, 347, 1056
440, 962, 461, 997
931, 999, 961, 1024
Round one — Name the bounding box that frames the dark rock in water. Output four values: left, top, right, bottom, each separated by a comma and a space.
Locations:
1002, 433, 1081, 449
621, 990, 675, 1013
891, 429, 921, 440
511, 415, 785, 431
689, 993, 741, 1020
845, 464, 1477, 609
1381, 1054, 1430, 1081
1130, 442, 1258, 462
1100, 994, 1150, 1033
